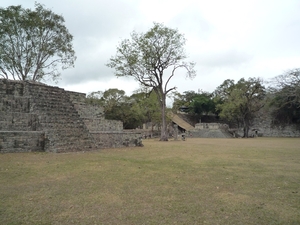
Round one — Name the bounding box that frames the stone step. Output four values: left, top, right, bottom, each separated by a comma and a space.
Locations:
190, 129, 233, 138
46, 136, 91, 143
51, 145, 93, 153
0, 131, 45, 153
46, 140, 94, 153
25, 83, 95, 151
31, 97, 70, 102
37, 112, 80, 118
30, 93, 68, 99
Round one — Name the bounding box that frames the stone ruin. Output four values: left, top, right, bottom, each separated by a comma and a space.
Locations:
171, 113, 300, 138
0, 79, 143, 153
185, 122, 232, 138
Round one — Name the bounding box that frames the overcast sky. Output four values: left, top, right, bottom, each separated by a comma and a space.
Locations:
2, 0, 300, 99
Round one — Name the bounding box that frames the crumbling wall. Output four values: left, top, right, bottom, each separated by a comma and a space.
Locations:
176, 109, 300, 138
0, 131, 45, 153
68, 92, 142, 148
251, 109, 300, 137
0, 79, 142, 153
90, 131, 143, 148
24, 82, 95, 152
0, 79, 45, 152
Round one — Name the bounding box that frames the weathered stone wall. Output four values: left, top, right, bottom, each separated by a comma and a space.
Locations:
83, 118, 123, 132
250, 110, 300, 137
195, 123, 222, 130
68, 91, 122, 131
0, 131, 45, 153
221, 107, 300, 137
182, 121, 231, 138
176, 109, 300, 137
69, 93, 142, 148
91, 131, 142, 148
0, 79, 142, 153
0, 112, 39, 131
24, 81, 95, 152
189, 129, 232, 138
67, 91, 105, 119
0, 79, 45, 152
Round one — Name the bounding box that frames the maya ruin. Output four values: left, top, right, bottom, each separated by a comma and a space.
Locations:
0, 79, 143, 153
1, 79, 299, 153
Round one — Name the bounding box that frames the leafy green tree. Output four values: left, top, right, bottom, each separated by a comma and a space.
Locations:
172, 90, 197, 112
128, 91, 160, 130
190, 92, 216, 115
86, 90, 103, 105
102, 88, 126, 113
133, 90, 162, 131
0, 3, 76, 82
87, 88, 125, 120
268, 68, 300, 126
215, 78, 265, 137
107, 23, 196, 141
213, 79, 235, 101
173, 90, 216, 115
87, 89, 149, 129
113, 99, 144, 129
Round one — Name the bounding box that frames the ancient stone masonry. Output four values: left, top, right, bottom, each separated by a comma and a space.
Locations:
172, 110, 300, 138
189, 123, 232, 138
0, 79, 142, 153
68, 91, 142, 148
250, 109, 300, 137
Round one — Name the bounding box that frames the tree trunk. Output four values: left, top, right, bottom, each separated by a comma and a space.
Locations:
243, 119, 249, 138
174, 124, 178, 140
160, 94, 168, 141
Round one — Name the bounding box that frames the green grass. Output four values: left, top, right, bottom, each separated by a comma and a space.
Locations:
0, 138, 299, 224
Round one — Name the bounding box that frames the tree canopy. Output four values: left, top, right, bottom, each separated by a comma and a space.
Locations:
215, 78, 265, 137
0, 3, 76, 82
173, 90, 216, 115
107, 23, 196, 140
268, 68, 300, 126
87, 88, 161, 130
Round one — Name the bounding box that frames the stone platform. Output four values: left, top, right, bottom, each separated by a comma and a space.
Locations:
0, 79, 142, 153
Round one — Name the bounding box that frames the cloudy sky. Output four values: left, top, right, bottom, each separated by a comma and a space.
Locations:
2, 0, 300, 99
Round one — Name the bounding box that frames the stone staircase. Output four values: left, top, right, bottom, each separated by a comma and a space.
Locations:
168, 112, 194, 131
0, 79, 143, 153
190, 129, 233, 138
25, 82, 95, 152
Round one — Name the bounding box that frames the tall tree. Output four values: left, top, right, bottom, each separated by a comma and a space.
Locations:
268, 68, 300, 125
102, 88, 126, 113
215, 78, 265, 137
107, 23, 196, 141
130, 89, 161, 133
191, 92, 216, 115
131, 90, 162, 132
0, 3, 76, 82
173, 90, 216, 115
87, 88, 126, 119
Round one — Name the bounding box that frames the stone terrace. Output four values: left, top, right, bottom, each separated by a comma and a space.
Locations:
0, 79, 142, 153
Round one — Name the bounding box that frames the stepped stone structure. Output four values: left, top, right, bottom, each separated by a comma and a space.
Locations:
169, 113, 233, 138
190, 122, 232, 138
250, 109, 300, 137
0, 79, 142, 153
171, 111, 300, 138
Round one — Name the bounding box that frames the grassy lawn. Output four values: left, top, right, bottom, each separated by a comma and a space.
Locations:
0, 138, 299, 225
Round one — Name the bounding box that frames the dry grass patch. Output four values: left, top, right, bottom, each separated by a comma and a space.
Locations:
0, 138, 299, 224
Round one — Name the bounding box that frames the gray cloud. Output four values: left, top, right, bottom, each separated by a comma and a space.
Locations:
198, 49, 253, 69
169, 7, 212, 38
2, 0, 300, 95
